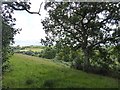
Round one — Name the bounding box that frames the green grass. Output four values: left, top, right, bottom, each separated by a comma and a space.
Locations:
3, 54, 118, 88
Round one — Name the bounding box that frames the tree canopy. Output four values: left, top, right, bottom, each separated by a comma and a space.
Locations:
41, 2, 120, 71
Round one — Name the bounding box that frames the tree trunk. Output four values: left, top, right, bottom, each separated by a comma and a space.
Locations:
83, 48, 90, 71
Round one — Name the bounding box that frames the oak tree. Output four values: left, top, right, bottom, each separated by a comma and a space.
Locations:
41, 2, 120, 71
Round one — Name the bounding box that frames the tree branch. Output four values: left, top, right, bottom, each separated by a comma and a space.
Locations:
2, 2, 43, 16
90, 36, 120, 48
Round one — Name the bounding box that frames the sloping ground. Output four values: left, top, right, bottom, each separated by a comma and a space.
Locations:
3, 54, 118, 88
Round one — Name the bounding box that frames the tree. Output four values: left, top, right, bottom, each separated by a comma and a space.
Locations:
1, 3, 21, 72
41, 2, 120, 71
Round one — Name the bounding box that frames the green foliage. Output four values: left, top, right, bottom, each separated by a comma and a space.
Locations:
2, 22, 12, 72
12, 45, 21, 53
1, 3, 21, 72
40, 47, 56, 59
87, 46, 120, 76
55, 47, 71, 62
41, 2, 120, 71
2, 21, 20, 72
55, 46, 83, 62
71, 55, 84, 70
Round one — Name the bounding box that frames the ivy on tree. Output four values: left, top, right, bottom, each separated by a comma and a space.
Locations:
1, 3, 21, 72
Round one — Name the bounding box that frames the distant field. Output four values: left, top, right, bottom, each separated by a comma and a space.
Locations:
24, 47, 43, 52
3, 54, 118, 88
19, 46, 44, 52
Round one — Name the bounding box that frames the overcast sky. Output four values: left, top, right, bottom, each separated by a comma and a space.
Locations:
12, 1, 119, 46
13, 0, 47, 46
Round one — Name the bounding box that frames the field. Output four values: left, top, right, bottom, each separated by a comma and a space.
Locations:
18, 46, 44, 52
24, 47, 43, 52
3, 53, 118, 88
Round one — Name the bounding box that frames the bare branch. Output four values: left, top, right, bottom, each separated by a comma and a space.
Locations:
38, 2, 43, 15
2, 1, 43, 16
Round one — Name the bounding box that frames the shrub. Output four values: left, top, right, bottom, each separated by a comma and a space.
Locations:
55, 52, 63, 60
24, 50, 35, 56
41, 47, 56, 59
71, 56, 83, 70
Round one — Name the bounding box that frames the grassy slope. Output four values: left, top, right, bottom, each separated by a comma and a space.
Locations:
3, 54, 118, 88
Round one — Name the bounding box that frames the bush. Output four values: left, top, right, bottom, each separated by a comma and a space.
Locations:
41, 47, 56, 59
24, 50, 35, 56
55, 52, 64, 60
71, 56, 84, 70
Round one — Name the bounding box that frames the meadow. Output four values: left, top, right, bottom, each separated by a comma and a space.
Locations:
3, 53, 118, 88
24, 47, 43, 52
18, 46, 44, 52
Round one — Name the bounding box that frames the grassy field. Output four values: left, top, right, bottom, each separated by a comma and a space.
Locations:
3, 54, 118, 88
24, 47, 43, 52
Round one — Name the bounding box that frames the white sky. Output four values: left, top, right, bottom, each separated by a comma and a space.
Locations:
12, 1, 119, 46
13, 0, 47, 46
